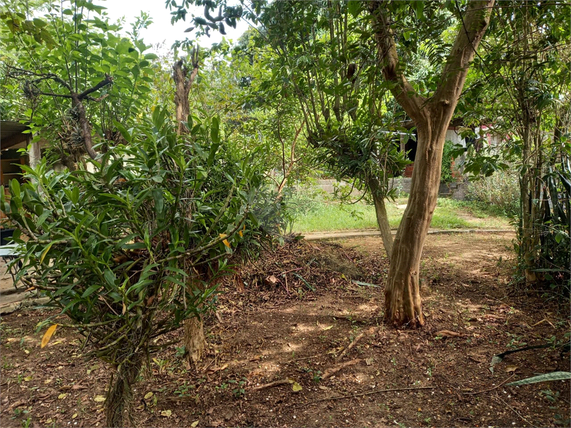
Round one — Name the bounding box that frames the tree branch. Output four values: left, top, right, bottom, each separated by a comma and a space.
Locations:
78, 75, 114, 100
431, 0, 495, 118
369, 1, 428, 125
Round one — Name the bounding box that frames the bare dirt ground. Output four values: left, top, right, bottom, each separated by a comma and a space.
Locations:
0, 232, 569, 428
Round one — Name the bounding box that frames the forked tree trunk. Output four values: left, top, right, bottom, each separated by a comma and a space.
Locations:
384, 122, 448, 326
370, 0, 495, 327
105, 354, 142, 427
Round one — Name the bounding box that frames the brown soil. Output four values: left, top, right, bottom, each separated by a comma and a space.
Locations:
1, 233, 569, 428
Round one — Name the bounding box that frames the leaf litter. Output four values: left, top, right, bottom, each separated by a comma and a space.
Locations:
0, 233, 569, 427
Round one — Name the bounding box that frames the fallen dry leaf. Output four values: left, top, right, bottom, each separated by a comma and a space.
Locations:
434, 330, 464, 338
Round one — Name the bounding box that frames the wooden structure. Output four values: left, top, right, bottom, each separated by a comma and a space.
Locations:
1, 121, 34, 221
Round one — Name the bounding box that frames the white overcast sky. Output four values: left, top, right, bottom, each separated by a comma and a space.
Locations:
100, 0, 248, 52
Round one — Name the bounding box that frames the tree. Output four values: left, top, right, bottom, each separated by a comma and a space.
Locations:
247, 1, 407, 259
174, 0, 495, 327
366, 0, 495, 326
173, 47, 200, 134
460, 0, 571, 289
0, 0, 157, 166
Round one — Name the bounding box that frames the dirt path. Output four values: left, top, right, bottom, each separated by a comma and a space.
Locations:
0, 232, 569, 428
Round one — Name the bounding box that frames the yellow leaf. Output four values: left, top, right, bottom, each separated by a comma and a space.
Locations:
41, 324, 58, 348
94, 395, 106, 402
238, 230, 243, 237
58, 393, 67, 400
40, 241, 55, 264
223, 239, 231, 248
191, 421, 199, 427
160, 410, 172, 417
72, 414, 78, 419
144, 392, 154, 400
23, 376, 33, 382
219, 233, 228, 239
292, 382, 303, 392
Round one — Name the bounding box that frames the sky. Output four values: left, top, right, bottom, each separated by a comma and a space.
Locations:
100, 0, 248, 52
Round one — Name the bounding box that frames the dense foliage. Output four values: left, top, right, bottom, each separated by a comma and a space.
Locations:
1, 107, 263, 425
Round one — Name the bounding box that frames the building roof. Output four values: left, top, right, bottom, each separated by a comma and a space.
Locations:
1, 121, 31, 150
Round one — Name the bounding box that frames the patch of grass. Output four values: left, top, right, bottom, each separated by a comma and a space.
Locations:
292, 197, 511, 233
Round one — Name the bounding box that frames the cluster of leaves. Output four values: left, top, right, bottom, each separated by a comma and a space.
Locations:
1, 108, 254, 366
530, 159, 571, 291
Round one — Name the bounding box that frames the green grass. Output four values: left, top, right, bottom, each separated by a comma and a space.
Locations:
291, 197, 512, 233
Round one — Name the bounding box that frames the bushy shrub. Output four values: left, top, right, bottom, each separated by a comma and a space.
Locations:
1, 108, 259, 427
465, 170, 520, 217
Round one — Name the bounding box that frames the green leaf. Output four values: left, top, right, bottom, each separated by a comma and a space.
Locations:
9, 179, 21, 199
36, 210, 51, 227
104, 269, 116, 287
82, 284, 101, 298
413, 1, 424, 20
348, 1, 362, 18
210, 117, 220, 144
506, 372, 571, 387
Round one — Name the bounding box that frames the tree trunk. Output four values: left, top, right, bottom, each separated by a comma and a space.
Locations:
367, 176, 394, 259
173, 53, 205, 364
370, 0, 495, 327
184, 315, 206, 366
384, 121, 448, 326
105, 354, 142, 428
173, 50, 199, 135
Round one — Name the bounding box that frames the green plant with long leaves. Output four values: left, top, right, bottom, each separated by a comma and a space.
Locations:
1, 107, 254, 427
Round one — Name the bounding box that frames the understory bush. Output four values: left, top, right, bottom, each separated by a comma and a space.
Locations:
465, 170, 520, 217
1, 108, 265, 427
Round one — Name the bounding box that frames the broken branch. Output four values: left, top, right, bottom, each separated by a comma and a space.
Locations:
322, 358, 362, 380
335, 329, 368, 362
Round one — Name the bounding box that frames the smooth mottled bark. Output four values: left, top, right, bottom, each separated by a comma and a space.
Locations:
367, 176, 394, 260
173, 49, 199, 135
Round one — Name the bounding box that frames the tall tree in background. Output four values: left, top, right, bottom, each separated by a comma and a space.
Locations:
0, 0, 156, 166
461, 0, 571, 288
